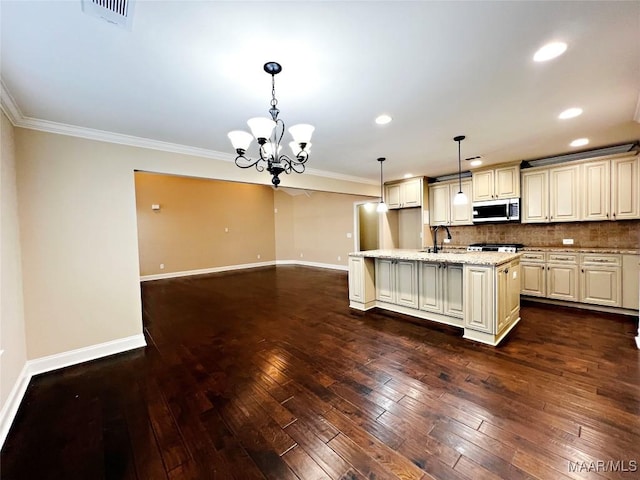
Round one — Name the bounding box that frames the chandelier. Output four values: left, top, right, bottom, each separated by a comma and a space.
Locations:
227, 62, 314, 187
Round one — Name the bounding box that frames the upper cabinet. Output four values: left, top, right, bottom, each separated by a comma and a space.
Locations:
385, 177, 422, 209
429, 180, 473, 226
472, 165, 520, 202
522, 153, 639, 224
522, 163, 580, 223
582, 156, 639, 221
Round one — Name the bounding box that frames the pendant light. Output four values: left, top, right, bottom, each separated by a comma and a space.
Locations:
452, 135, 468, 206
376, 157, 388, 213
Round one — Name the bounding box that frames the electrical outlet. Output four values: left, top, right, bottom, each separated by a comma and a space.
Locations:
224, 227, 229, 233
300, 253, 304, 258
257, 254, 261, 259
337, 256, 341, 261
346, 233, 352, 238
160, 263, 165, 270
562, 238, 574, 245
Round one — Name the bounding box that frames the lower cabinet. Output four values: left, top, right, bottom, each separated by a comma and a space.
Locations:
348, 256, 375, 306
521, 251, 630, 310
418, 262, 463, 318
580, 254, 621, 307
375, 258, 419, 308
520, 253, 546, 297
464, 261, 520, 337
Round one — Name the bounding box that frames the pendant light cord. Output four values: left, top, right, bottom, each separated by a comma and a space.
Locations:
458, 139, 462, 193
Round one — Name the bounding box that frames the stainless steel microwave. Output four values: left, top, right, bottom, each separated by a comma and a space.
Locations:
472, 198, 520, 223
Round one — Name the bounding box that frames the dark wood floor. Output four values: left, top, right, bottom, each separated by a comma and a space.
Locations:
2, 266, 640, 480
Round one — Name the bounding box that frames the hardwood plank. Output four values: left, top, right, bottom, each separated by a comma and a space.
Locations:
3, 267, 638, 480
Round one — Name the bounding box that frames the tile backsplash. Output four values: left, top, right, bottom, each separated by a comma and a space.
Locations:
447, 219, 640, 249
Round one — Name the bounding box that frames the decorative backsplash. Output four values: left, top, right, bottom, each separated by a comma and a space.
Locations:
447, 219, 640, 249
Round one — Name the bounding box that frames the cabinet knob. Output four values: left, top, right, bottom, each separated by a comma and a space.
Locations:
545, 216, 548, 219
505, 268, 509, 274
581, 269, 584, 273
541, 266, 544, 270
613, 213, 616, 218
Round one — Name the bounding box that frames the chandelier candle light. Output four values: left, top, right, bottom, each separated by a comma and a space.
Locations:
453, 135, 468, 206
227, 62, 314, 187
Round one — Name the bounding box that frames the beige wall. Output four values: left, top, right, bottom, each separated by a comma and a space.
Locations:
13, 127, 377, 361
358, 203, 379, 251
135, 173, 276, 276
1, 112, 27, 410
274, 190, 373, 266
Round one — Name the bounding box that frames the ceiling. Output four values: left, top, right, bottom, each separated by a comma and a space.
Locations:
2, 1, 640, 184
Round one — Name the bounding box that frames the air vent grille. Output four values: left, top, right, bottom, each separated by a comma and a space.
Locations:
81, 0, 135, 29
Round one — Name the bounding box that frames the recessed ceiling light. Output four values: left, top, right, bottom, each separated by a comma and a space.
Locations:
470, 160, 483, 167
558, 107, 583, 119
375, 114, 392, 125
533, 41, 567, 62
570, 138, 589, 147
403, 173, 413, 179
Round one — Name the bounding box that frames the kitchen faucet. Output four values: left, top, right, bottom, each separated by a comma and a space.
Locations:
432, 225, 452, 253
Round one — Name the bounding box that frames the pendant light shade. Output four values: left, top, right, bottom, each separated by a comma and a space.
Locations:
376, 157, 388, 212
453, 135, 468, 206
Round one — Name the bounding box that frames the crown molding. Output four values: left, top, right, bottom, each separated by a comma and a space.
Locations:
0, 80, 23, 126
0, 79, 376, 186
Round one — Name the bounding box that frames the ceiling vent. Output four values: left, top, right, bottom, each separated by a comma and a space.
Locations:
81, 0, 135, 29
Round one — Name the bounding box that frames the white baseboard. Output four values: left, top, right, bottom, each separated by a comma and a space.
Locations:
0, 333, 146, 449
0, 363, 30, 450
141, 260, 347, 281
636, 335, 640, 350
26, 334, 147, 377
276, 260, 348, 271
140, 261, 277, 281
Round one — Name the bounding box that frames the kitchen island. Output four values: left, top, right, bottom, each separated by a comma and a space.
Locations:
348, 249, 522, 346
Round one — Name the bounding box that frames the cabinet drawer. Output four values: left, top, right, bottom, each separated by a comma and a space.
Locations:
581, 254, 621, 266
547, 253, 578, 264
521, 252, 545, 262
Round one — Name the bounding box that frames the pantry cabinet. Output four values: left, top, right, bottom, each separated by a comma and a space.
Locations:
472, 165, 520, 202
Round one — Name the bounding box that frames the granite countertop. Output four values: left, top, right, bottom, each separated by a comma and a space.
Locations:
349, 249, 521, 266
522, 246, 639, 255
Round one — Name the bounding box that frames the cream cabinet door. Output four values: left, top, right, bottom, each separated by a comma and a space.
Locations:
449, 180, 473, 225
495, 166, 520, 199
443, 264, 464, 318
580, 266, 620, 307
464, 265, 494, 334
582, 160, 610, 221
521, 263, 546, 297
522, 170, 549, 223
472, 170, 494, 202
611, 156, 639, 220
385, 184, 402, 209
402, 179, 422, 208
395, 260, 419, 308
375, 258, 395, 302
429, 184, 450, 225
419, 262, 443, 313
348, 257, 365, 302
550, 165, 580, 222
547, 264, 578, 302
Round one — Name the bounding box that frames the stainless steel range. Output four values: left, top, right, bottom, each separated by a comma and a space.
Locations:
467, 243, 524, 253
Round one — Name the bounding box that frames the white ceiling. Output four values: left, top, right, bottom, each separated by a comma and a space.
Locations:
2, 1, 640, 184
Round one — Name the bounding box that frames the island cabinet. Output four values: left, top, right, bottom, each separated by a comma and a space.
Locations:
348, 250, 522, 346
463, 259, 521, 345
375, 258, 419, 308
418, 262, 463, 324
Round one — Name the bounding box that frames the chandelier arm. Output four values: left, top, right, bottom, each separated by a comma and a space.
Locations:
235, 154, 266, 172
